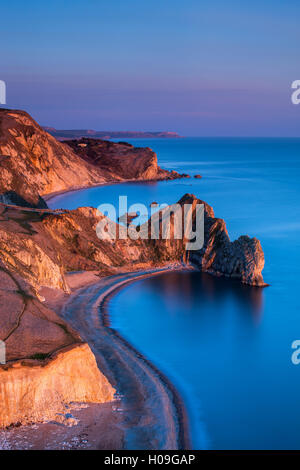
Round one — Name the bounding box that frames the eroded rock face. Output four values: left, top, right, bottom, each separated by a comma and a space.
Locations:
0, 260, 76, 361
0, 205, 69, 294
0, 194, 265, 293
184, 195, 266, 286
197, 234, 266, 286
0, 344, 115, 428
0, 109, 185, 208
0, 191, 47, 209
42, 207, 151, 273
0, 194, 265, 427
0, 108, 266, 429
0, 255, 116, 428
64, 138, 184, 181
0, 109, 107, 206
146, 194, 266, 286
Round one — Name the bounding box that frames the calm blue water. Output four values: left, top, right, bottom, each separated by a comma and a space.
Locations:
49, 138, 300, 449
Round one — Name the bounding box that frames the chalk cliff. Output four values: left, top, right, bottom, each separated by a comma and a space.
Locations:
142, 194, 266, 286
0, 109, 105, 207
0, 194, 265, 311
0, 109, 184, 208
0, 197, 265, 427
0, 256, 115, 427
64, 138, 183, 181
0, 344, 115, 428
0, 109, 265, 430
181, 195, 265, 286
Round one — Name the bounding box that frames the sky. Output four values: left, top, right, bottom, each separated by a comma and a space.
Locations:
1, 0, 300, 136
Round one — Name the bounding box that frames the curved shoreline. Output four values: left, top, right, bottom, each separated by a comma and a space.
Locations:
44, 180, 132, 204
99, 271, 192, 450
44, 174, 187, 206
60, 266, 192, 450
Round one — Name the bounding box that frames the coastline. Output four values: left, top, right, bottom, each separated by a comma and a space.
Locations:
40, 168, 194, 449
43, 174, 189, 206
99, 270, 192, 450
44, 181, 123, 204
58, 265, 192, 450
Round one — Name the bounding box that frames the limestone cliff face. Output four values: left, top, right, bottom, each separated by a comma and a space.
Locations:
0, 229, 68, 293
0, 193, 265, 427
0, 109, 184, 208
0, 196, 265, 293
146, 194, 266, 286
0, 203, 119, 428
0, 204, 69, 294
0, 203, 152, 300
184, 196, 266, 286
64, 138, 184, 181
0, 108, 266, 429
0, 344, 115, 428
0, 259, 76, 362
0, 255, 115, 428
42, 207, 153, 273
41, 196, 265, 286
0, 109, 107, 207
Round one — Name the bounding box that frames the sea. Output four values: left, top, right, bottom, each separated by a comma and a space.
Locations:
49, 137, 300, 450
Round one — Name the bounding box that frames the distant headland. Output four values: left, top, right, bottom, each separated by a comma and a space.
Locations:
43, 127, 182, 141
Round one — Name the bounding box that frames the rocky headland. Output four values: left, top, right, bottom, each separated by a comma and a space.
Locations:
0, 109, 185, 208
64, 138, 183, 182
43, 127, 182, 141
0, 108, 266, 448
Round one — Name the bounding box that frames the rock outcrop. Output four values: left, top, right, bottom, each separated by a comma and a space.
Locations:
0, 109, 106, 207
0, 259, 73, 361
0, 344, 115, 428
0, 191, 47, 209
64, 138, 184, 181
0, 195, 265, 427
0, 194, 265, 299
44, 127, 182, 140
144, 194, 266, 286
0, 205, 68, 294
0, 109, 185, 208
0, 108, 266, 430
182, 195, 266, 286
0, 206, 116, 428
